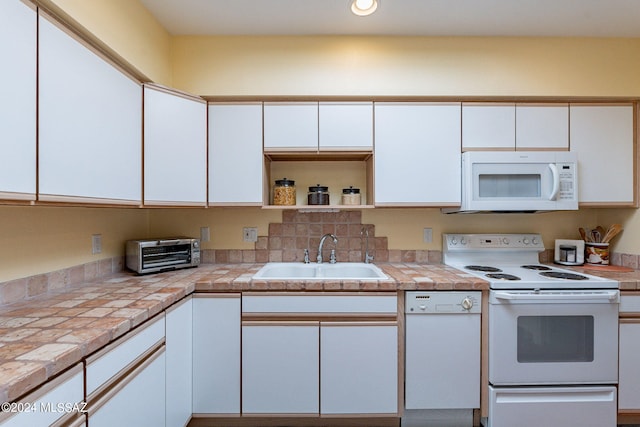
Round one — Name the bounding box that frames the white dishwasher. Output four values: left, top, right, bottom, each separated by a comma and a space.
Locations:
403, 291, 481, 427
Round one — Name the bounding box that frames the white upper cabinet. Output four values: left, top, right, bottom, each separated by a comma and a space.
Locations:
516, 103, 568, 150
38, 14, 142, 204
319, 102, 373, 150
143, 85, 207, 206
264, 102, 318, 150
462, 103, 569, 151
264, 102, 374, 152
570, 104, 635, 205
0, 0, 36, 201
374, 103, 461, 206
462, 103, 515, 150
209, 103, 264, 205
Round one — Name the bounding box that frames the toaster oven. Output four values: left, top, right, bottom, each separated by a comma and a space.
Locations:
126, 237, 200, 274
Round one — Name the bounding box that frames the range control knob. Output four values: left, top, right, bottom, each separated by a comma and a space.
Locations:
461, 297, 474, 311
532, 237, 539, 245
523, 238, 530, 245
460, 238, 467, 245
502, 237, 510, 245
450, 238, 458, 245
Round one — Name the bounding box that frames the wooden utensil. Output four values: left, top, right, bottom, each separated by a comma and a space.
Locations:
579, 227, 589, 242
602, 223, 623, 243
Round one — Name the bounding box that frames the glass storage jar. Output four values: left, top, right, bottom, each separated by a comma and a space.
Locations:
307, 184, 330, 205
273, 178, 296, 206
341, 186, 361, 205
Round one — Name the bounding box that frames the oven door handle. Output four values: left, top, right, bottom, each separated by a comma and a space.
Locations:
493, 291, 619, 303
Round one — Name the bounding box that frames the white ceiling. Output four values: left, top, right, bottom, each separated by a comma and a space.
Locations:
139, 0, 640, 37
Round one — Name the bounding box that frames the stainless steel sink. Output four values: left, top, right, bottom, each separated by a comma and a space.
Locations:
252, 262, 388, 280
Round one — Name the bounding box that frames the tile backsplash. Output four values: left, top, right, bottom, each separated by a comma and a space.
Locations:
202, 210, 442, 265
2, 209, 638, 307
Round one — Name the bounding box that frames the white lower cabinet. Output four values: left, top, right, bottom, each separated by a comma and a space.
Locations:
192, 294, 241, 414
86, 314, 166, 427
242, 321, 320, 414
619, 320, 640, 410
619, 294, 640, 412
320, 322, 398, 414
0, 364, 85, 427
166, 296, 193, 427
240, 293, 399, 417
89, 348, 166, 427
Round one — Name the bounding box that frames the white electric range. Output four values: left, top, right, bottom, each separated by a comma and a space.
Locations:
443, 233, 619, 427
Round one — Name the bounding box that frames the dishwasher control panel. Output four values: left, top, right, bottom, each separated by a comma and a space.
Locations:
405, 291, 481, 314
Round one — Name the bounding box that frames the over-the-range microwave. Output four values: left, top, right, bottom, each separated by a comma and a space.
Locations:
126, 237, 200, 274
444, 151, 578, 213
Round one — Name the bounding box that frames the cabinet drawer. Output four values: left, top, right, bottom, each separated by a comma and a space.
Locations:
242, 293, 397, 314
0, 364, 83, 427
620, 294, 640, 314
86, 314, 164, 397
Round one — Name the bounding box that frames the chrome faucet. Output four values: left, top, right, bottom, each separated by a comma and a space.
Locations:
362, 226, 374, 264
317, 234, 338, 264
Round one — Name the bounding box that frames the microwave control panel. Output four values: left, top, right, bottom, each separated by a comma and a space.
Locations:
557, 162, 576, 200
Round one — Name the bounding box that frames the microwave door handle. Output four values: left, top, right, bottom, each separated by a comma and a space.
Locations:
548, 163, 560, 201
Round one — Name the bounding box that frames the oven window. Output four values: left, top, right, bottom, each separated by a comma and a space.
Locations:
517, 315, 594, 363
479, 174, 541, 198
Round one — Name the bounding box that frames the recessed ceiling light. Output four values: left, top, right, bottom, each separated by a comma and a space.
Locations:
351, 0, 378, 17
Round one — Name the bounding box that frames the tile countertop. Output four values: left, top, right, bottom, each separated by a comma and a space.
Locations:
1, 261, 639, 405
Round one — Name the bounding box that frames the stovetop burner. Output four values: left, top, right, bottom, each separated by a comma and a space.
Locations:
540, 271, 589, 281
486, 273, 521, 281
521, 265, 553, 271
466, 265, 502, 272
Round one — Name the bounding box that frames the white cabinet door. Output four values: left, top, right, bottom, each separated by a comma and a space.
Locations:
374, 103, 461, 206
319, 102, 373, 150
264, 102, 318, 150
516, 104, 569, 150
320, 322, 397, 415
144, 85, 206, 206
462, 103, 515, 150
90, 348, 165, 427
209, 103, 263, 204
192, 294, 241, 414
38, 14, 141, 204
242, 321, 320, 414
570, 104, 634, 205
619, 320, 640, 410
0, 0, 36, 201
166, 296, 192, 427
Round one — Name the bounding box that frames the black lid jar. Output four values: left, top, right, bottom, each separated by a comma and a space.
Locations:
307, 184, 330, 205
341, 186, 361, 205
273, 178, 296, 205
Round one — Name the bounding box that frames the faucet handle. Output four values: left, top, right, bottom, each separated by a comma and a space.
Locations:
330, 249, 337, 264
303, 249, 310, 264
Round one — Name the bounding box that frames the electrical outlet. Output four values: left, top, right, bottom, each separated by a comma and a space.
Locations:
92, 234, 102, 254
243, 227, 258, 243
200, 226, 210, 242
423, 228, 433, 243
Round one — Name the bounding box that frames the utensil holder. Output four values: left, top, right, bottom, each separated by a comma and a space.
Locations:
585, 242, 609, 265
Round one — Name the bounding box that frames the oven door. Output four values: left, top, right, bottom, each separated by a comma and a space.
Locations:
488, 290, 619, 385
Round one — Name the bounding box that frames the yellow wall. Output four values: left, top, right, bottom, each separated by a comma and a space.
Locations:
0, 206, 149, 282
171, 36, 640, 97
47, 0, 173, 85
